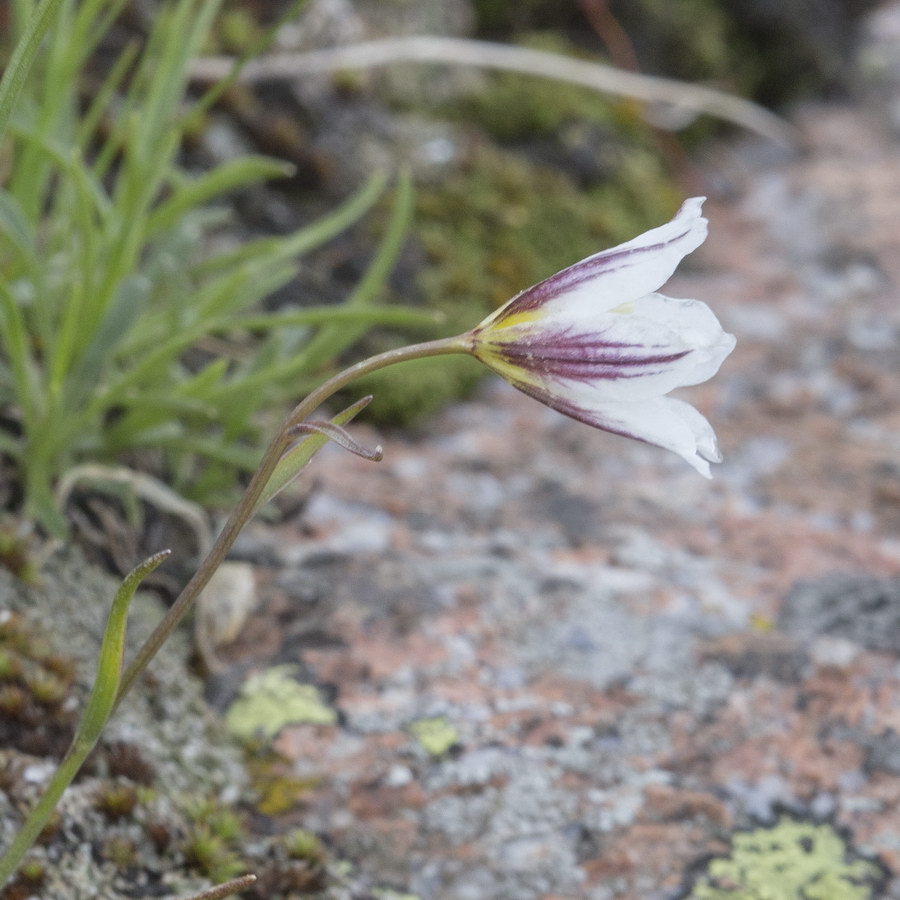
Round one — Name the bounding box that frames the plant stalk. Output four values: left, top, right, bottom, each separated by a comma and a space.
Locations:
114, 334, 469, 703
0, 738, 91, 885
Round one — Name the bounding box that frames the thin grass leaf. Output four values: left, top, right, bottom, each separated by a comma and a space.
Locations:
171, 358, 231, 398
186, 0, 311, 124
0, 550, 170, 886
103, 399, 219, 448
148, 435, 261, 470
81, 551, 173, 738
0, 192, 41, 277
147, 155, 294, 236
292, 169, 414, 373
68, 0, 131, 72
194, 169, 388, 277
0, 282, 41, 428
0, 0, 68, 146
69, 275, 152, 399
0, 431, 23, 457
77, 38, 141, 149
232, 304, 443, 332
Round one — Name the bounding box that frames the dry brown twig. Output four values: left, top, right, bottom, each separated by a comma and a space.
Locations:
180, 873, 257, 900
190, 35, 799, 148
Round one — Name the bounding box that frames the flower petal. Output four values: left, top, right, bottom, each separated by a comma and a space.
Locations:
512, 380, 723, 477
482, 197, 708, 330
474, 293, 735, 403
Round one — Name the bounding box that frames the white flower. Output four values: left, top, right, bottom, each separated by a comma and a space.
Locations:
466, 197, 735, 476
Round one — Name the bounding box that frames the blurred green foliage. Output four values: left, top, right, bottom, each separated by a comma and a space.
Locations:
0, 0, 429, 535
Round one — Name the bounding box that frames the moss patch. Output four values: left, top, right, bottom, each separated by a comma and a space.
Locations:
684, 817, 888, 899
417, 141, 677, 314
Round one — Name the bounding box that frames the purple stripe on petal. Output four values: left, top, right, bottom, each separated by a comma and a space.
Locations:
495, 229, 694, 322
506, 378, 652, 447
479, 328, 692, 384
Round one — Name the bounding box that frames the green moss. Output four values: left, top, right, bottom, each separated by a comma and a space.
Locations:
102, 835, 138, 869
254, 774, 322, 817
183, 796, 247, 844
472, 0, 568, 35
410, 716, 460, 757
609, 0, 849, 104
225, 665, 336, 742
282, 828, 326, 863
685, 818, 887, 900
614, 0, 753, 87
94, 782, 139, 821
416, 141, 678, 313
213, 7, 264, 54
16, 858, 46, 885
0, 520, 38, 584
182, 824, 246, 884
0, 649, 21, 680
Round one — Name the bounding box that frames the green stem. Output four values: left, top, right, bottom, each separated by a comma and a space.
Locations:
0, 738, 91, 883
114, 334, 469, 703
0, 552, 170, 886
0, 337, 470, 887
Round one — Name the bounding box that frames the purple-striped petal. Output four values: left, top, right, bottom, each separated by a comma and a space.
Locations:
474, 293, 735, 403
480, 197, 708, 330
512, 381, 723, 477
465, 198, 735, 475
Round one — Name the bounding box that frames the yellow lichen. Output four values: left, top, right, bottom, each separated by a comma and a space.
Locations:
225, 665, 336, 742
686, 818, 886, 899
410, 717, 459, 757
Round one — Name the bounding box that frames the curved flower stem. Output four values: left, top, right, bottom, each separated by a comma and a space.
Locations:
0, 336, 469, 888
115, 334, 469, 705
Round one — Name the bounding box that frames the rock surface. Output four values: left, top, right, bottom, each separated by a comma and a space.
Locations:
209, 24, 900, 899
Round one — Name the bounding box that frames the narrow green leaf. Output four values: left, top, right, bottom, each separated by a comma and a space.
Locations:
68, 275, 152, 400
255, 396, 373, 512
147, 156, 294, 236
78, 38, 140, 149
0, 0, 68, 145
186, 0, 311, 124
0, 430, 23, 458
194, 170, 388, 277
144, 434, 261, 470
78, 550, 172, 744
0, 281, 42, 427
0, 552, 168, 887
172, 357, 230, 399
294, 170, 415, 372
231, 304, 443, 332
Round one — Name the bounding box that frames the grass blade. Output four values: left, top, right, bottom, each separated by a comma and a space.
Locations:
146, 156, 293, 236
292, 169, 414, 373
0, 0, 68, 145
